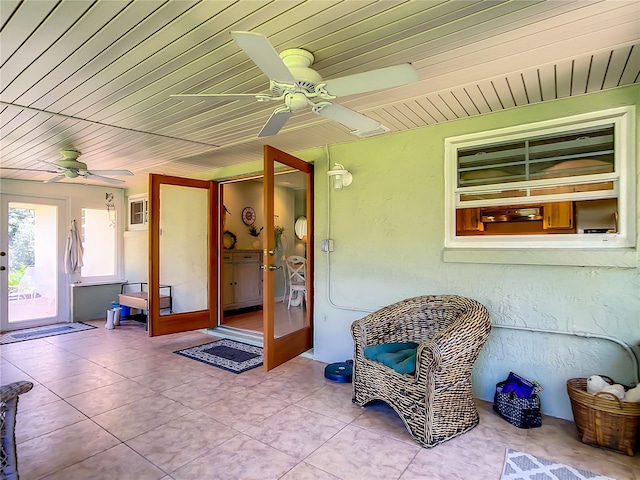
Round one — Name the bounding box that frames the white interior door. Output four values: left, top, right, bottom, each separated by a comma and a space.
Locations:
0, 194, 68, 332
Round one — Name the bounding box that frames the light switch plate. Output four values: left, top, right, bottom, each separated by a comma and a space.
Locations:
321, 239, 334, 252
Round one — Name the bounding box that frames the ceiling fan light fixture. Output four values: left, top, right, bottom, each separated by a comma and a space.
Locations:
284, 92, 309, 111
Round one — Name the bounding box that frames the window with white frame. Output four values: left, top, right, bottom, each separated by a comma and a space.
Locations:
444, 106, 635, 249
80, 208, 117, 279
128, 193, 148, 230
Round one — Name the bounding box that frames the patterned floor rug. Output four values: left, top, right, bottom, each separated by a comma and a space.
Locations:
0, 322, 97, 344
174, 339, 263, 374
502, 449, 616, 480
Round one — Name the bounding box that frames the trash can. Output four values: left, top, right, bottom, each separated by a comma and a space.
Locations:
111, 301, 130, 318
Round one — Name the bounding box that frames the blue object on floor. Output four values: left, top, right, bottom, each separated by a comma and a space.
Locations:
111, 301, 131, 317
324, 361, 353, 383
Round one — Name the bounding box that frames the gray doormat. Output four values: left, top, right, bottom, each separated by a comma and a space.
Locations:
0, 322, 97, 344
501, 448, 616, 480
174, 339, 263, 374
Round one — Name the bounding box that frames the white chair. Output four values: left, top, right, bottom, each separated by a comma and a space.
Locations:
281, 255, 288, 304
285, 256, 307, 309
16, 266, 36, 300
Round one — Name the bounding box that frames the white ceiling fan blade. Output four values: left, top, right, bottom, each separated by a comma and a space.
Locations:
170, 93, 273, 102
230, 31, 296, 84
44, 175, 65, 183
258, 107, 293, 137
312, 102, 381, 132
323, 64, 418, 97
86, 169, 133, 176
83, 172, 125, 184
0, 167, 59, 173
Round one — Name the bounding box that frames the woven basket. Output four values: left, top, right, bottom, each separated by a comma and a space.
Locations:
567, 377, 640, 456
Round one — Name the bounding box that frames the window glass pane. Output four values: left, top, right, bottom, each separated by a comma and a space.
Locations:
455, 199, 619, 237
458, 141, 526, 187
528, 125, 614, 180
8, 203, 58, 322
460, 189, 529, 202
159, 184, 208, 313
81, 208, 116, 277
457, 125, 615, 188
529, 181, 615, 196
130, 200, 145, 225
528, 125, 614, 161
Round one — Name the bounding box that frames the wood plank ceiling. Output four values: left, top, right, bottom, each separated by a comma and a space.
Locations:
1, 0, 638, 188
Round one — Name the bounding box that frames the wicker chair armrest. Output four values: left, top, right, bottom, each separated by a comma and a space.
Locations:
0, 381, 34, 403
413, 340, 440, 381
414, 306, 490, 382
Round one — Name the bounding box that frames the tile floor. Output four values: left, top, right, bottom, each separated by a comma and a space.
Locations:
2, 319, 639, 480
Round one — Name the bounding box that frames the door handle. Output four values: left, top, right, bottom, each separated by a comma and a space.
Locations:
0, 266, 5, 271
261, 264, 281, 271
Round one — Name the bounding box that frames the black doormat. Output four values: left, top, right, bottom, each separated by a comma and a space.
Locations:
173, 339, 263, 374
0, 322, 97, 344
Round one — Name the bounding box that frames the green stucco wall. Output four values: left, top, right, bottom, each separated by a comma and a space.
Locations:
295, 85, 639, 420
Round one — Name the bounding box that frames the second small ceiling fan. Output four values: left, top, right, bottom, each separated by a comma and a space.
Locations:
1, 150, 134, 184
171, 31, 419, 137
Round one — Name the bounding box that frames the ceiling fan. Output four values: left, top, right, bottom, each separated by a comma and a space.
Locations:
1, 150, 134, 184
171, 31, 419, 137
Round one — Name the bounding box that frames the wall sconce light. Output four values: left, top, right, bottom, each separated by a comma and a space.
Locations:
327, 163, 353, 191
294, 216, 308, 242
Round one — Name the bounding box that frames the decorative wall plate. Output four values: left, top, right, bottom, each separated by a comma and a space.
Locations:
242, 207, 256, 225
223, 230, 237, 249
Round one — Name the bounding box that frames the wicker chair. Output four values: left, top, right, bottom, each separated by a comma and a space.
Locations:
1, 381, 34, 480
351, 295, 491, 448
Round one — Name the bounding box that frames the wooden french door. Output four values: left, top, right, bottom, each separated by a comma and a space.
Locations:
263, 146, 314, 370
148, 174, 217, 336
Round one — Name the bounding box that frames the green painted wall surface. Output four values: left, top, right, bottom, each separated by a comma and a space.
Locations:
293, 86, 640, 420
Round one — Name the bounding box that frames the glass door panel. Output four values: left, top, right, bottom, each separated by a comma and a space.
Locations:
1, 196, 66, 331
159, 184, 209, 313
273, 167, 308, 339
263, 146, 313, 370
148, 174, 217, 336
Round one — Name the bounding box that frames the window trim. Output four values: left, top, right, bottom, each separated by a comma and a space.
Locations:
444, 106, 636, 250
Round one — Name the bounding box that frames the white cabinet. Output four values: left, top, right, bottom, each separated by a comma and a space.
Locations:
223, 251, 262, 310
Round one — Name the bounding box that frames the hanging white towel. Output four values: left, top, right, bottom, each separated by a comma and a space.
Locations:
64, 219, 84, 274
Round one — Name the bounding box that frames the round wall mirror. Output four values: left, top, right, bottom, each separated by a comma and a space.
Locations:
294, 216, 307, 240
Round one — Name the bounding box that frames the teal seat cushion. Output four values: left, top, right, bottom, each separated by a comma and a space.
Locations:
363, 342, 419, 374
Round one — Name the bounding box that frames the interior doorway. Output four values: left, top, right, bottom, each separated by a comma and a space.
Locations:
218, 169, 309, 341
